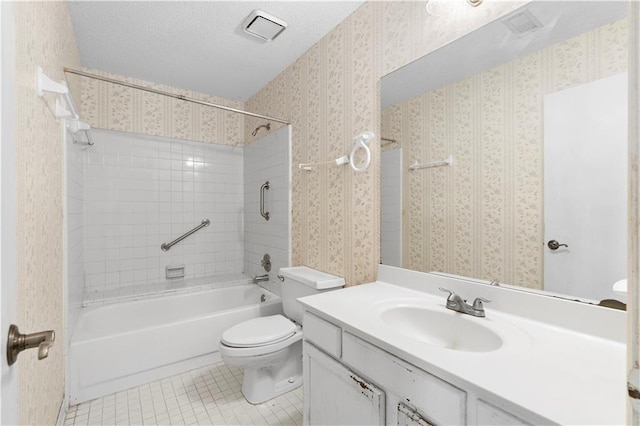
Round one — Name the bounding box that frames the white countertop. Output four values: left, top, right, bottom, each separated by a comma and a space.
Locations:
299, 267, 626, 425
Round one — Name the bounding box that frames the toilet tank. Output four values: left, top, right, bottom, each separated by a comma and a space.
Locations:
278, 266, 345, 324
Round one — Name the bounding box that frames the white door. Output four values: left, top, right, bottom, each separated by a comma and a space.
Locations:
1, 2, 19, 423
544, 72, 627, 301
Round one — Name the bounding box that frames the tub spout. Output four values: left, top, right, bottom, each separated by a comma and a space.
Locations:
253, 274, 269, 283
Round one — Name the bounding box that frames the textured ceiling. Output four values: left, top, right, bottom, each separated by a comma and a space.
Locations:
67, 1, 364, 101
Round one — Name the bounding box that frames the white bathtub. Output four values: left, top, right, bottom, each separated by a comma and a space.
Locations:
69, 284, 282, 404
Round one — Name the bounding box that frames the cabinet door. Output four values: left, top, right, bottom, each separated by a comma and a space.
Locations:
303, 341, 385, 426
397, 402, 435, 426
342, 332, 466, 425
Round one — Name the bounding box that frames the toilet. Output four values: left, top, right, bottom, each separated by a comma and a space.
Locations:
219, 266, 344, 404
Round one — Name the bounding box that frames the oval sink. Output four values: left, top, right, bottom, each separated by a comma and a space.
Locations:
380, 306, 503, 352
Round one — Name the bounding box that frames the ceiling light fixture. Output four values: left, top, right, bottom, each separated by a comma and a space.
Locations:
242, 10, 287, 41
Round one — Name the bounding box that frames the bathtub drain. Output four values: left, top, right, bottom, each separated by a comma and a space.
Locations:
260, 294, 266, 303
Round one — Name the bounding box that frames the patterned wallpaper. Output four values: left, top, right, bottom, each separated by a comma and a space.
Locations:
382, 18, 628, 289
245, 1, 527, 286
76, 69, 245, 146
14, 1, 81, 424
6, 1, 632, 422
74, 2, 528, 287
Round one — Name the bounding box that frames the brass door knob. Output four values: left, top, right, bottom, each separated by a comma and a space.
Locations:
7, 324, 55, 366
548, 240, 569, 250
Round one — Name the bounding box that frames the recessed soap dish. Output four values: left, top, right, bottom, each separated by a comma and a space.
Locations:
166, 265, 185, 279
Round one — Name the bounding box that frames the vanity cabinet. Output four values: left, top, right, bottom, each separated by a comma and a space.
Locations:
303, 311, 535, 426
342, 331, 467, 425
303, 341, 385, 425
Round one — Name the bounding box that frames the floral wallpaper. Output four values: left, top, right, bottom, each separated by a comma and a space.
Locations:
8, 1, 634, 423
382, 18, 628, 289
245, 1, 527, 285
75, 2, 531, 287
13, 1, 81, 424
76, 69, 245, 146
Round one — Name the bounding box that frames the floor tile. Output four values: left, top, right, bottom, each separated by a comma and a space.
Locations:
66, 362, 303, 426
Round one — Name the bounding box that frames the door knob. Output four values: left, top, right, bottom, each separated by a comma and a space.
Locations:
547, 240, 568, 250
7, 324, 55, 366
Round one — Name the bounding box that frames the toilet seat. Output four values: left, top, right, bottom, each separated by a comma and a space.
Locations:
222, 315, 297, 348
220, 329, 302, 358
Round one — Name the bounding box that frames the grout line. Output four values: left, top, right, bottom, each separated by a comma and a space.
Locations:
67, 361, 303, 426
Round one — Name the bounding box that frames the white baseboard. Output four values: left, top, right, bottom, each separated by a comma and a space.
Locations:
56, 393, 69, 426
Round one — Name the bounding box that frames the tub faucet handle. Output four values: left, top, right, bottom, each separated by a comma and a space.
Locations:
261, 254, 271, 272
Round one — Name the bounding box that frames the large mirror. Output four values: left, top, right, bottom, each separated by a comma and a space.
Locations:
380, 1, 628, 303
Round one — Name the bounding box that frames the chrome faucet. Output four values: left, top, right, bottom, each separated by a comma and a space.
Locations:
253, 274, 269, 283
439, 287, 490, 317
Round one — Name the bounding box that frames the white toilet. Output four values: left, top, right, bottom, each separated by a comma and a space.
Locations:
219, 266, 344, 404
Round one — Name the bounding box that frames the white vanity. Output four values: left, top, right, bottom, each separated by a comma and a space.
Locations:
299, 266, 625, 425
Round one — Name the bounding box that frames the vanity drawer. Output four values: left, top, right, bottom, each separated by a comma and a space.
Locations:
303, 312, 342, 358
342, 332, 467, 425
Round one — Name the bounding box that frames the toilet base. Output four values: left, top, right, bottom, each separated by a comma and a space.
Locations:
242, 372, 302, 405
241, 341, 303, 404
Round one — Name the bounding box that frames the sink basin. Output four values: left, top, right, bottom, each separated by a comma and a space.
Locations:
380, 306, 503, 352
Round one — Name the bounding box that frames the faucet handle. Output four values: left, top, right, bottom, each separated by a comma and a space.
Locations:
439, 287, 455, 298
439, 288, 465, 304
472, 297, 491, 310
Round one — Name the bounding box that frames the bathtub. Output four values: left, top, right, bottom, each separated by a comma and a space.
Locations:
69, 284, 282, 404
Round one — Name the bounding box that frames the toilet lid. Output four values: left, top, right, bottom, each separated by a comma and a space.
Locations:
222, 314, 297, 348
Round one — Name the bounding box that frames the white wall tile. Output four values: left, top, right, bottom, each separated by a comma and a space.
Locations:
83, 130, 245, 295
65, 132, 86, 333
243, 127, 291, 295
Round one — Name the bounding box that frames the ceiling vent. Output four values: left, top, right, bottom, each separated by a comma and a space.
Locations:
243, 10, 287, 41
501, 9, 543, 37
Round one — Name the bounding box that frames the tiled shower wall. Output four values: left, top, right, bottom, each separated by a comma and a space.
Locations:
244, 127, 291, 295
65, 129, 86, 330
83, 130, 244, 296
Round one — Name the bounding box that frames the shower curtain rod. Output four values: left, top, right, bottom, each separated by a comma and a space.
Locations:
63, 67, 291, 125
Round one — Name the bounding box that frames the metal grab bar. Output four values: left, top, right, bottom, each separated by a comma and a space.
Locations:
260, 181, 270, 221
161, 219, 210, 251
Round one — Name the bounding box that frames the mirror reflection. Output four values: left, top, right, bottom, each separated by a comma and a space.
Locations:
380, 1, 628, 303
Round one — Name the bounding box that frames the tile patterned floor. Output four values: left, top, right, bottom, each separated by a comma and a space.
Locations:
64, 362, 303, 426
